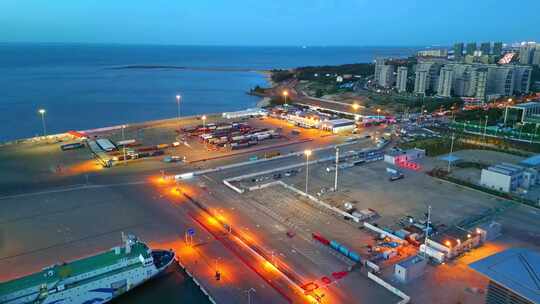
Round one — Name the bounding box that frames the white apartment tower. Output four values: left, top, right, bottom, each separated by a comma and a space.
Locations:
396, 66, 408, 93
437, 67, 454, 97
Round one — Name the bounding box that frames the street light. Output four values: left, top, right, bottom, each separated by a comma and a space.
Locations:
122, 125, 127, 165
202, 115, 207, 134
176, 94, 181, 130
377, 108, 381, 115
304, 149, 312, 194
352, 103, 360, 111
282, 90, 288, 104
38, 109, 47, 137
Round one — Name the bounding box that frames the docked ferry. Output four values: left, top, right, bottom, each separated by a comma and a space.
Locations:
0, 234, 175, 304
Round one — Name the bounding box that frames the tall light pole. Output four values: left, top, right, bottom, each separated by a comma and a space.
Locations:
122, 125, 127, 165
176, 94, 181, 130
483, 115, 488, 140
304, 149, 312, 194
282, 90, 288, 105
334, 147, 339, 191
38, 109, 47, 137
244, 288, 256, 304
202, 115, 207, 134
422, 205, 432, 257
447, 133, 455, 173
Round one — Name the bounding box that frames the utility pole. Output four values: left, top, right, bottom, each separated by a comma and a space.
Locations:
447, 133, 455, 173
422, 205, 432, 257
334, 147, 339, 191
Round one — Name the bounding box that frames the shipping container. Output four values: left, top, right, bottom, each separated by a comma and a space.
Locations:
348, 252, 361, 263
61, 142, 84, 151
312, 232, 330, 246
330, 240, 341, 251
116, 139, 136, 146
338, 245, 350, 256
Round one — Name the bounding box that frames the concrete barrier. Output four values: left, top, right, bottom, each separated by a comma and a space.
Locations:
367, 271, 410, 304
223, 179, 244, 194
363, 222, 405, 242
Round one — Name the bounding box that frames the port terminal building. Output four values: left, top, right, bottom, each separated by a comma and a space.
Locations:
470, 248, 540, 304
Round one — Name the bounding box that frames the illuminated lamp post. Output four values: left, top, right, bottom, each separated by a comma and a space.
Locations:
304, 149, 312, 194
38, 108, 47, 137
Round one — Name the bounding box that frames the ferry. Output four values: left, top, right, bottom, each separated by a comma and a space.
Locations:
0, 234, 175, 304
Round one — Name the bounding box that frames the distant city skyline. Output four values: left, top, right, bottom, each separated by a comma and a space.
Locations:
1, 0, 539, 46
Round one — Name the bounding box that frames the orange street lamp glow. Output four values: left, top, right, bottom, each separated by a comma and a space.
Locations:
352, 103, 360, 110
282, 90, 289, 97
445, 240, 451, 247
304, 149, 312, 157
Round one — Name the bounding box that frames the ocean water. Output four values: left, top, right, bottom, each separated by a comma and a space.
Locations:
0, 43, 418, 142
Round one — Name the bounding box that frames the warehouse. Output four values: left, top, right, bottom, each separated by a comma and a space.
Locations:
470, 248, 540, 304
319, 118, 356, 133
222, 108, 267, 119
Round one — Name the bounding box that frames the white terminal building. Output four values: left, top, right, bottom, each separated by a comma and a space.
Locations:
319, 118, 356, 133
480, 161, 539, 193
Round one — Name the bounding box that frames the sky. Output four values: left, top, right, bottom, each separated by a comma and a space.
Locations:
1, 0, 539, 46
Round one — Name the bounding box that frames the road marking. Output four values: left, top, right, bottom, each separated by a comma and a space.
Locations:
0, 181, 148, 200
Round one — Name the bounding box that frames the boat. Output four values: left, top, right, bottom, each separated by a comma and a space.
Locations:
0, 234, 175, 304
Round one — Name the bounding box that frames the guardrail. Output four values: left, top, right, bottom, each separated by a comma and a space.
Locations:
367, 272, 410, 304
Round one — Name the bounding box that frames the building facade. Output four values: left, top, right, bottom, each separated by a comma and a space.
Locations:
493, 42, 503, 57
480, 42, 491, 55
466, 42, 477, 56
454, 42, 464, 59
437, 67, 454, 97
396, 66, 408, 93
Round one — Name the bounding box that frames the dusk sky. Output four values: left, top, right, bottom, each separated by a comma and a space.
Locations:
1, 0, 539, 46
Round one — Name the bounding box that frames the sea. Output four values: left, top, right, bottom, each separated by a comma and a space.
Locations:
0, 44, 418, 303
0, 43, 418, 142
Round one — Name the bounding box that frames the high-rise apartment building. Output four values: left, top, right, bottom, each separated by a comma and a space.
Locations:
493, 42, 503, 57
486, 66, 515, 96
513, 65, 533, 93
437, 67, 454, 97
480, 42, 491, 55
414, 69, 429, 95
454, 42, 464, 59
466, 43, 477, 56
378, 65, 396, 88
519, 44, 536, 65
396, 66, 408, 93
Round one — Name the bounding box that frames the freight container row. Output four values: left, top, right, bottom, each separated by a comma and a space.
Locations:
312, 233, 361, 263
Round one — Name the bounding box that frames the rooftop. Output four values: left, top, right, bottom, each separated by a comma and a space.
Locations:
509, 102, 540, 110
521, 155, 540, 167
469, 248, 540, 304
398, 255, 426, 268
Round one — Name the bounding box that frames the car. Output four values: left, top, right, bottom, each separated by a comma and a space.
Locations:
389, 173, 404, 181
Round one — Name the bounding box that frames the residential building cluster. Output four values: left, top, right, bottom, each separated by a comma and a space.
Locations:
373, 40, 535, 101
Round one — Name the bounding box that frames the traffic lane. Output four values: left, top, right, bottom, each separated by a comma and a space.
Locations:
207, 140, 375, 182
